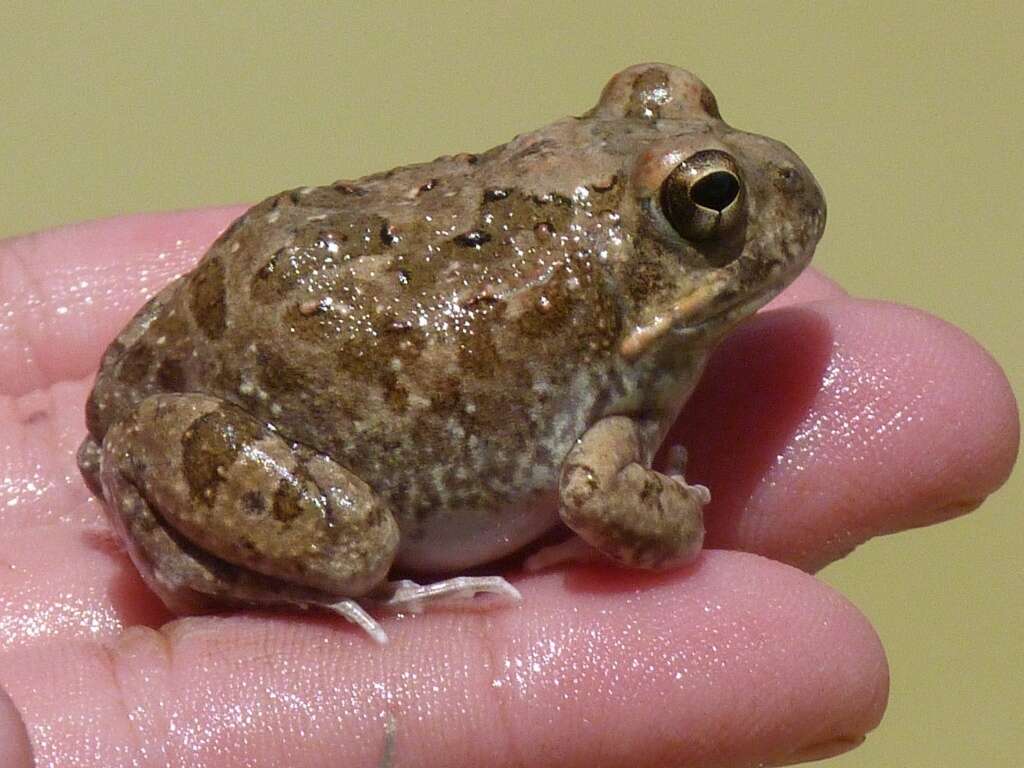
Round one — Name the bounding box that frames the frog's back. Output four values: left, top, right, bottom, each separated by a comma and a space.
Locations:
84, 123, 639, 565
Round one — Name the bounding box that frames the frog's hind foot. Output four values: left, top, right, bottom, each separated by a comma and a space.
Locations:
374, 576, 522, 615
324, 598, 389, 645
324, 576, 520, 644
322, 576, 520, 644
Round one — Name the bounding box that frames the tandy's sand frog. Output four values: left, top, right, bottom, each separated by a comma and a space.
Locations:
78, 63, 826, 642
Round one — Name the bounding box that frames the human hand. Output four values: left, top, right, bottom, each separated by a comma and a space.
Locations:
0, 208, 1017, 767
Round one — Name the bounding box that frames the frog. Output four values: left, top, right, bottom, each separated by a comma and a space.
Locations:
77, 63, 826, 643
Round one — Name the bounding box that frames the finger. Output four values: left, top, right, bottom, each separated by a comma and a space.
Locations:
669, 299, 1019, 571
0, 207, 243, 395
0, 526, 170, 653
765, 266, 846, 308
0, 209, 243, 532
0, 551, 887, 768
0, 378, 103, 530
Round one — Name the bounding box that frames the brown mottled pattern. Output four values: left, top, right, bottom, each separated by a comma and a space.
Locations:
180, 407, 264, 503
79, 63, 826, 597
188, 256, 227, 340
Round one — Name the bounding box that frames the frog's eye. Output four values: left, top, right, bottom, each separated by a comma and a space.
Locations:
659, 150, 745, 242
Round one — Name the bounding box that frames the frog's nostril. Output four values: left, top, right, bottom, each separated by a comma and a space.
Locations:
691, 171, 740, 212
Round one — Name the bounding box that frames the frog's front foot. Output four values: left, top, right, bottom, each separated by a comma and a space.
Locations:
558, 415, 706, 569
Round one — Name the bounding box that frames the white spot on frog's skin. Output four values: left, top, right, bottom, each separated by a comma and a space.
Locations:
389, 358, 402, 372
307, 214, 328, 222
538, 296, 551, 311
298, 186, 315, 196
266, 210, 281, 224
230, 242, 241, 253
407, 393, 431, 409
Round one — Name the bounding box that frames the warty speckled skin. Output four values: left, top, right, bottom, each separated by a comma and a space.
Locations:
77, 63, 826, 641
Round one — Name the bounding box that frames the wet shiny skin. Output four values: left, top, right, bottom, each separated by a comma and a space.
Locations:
77, 63, 825, 634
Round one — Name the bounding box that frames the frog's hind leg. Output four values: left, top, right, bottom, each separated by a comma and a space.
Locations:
98, 392, 401, 642
323, 599, 389, 644
371, 576, 522, 615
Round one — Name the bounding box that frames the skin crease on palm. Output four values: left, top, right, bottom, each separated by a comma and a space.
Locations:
0, 208, 1017, 768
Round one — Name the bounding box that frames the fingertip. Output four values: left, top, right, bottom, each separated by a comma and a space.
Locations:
766, 267, 847, 309
946, 317, 1020, 499
843, 301, 1019, 530
682, 297, 1019, 569
0, 686, 33, 768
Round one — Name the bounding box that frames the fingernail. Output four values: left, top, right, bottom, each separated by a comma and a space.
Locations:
772, 734, 865, 765
0, 685, 33, 767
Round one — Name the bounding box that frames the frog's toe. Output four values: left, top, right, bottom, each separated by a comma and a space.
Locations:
324, 598, 389, 644
522, 535, 608, 572
374, 576, 522, 615
667, 476, 711, 505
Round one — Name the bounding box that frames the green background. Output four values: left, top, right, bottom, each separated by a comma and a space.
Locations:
2, 2, 1020, 765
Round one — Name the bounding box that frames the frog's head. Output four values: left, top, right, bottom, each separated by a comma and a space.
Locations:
592, 64, 826, 357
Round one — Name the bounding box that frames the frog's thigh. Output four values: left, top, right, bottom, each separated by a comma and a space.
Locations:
104, 478, 389, 642
99, 392, 400, 604
557, 415, 706, 569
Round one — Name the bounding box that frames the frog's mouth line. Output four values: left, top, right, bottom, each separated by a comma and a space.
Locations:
688, 281, 786, 332
619, 278, 782, 360
682, 240, 816, 334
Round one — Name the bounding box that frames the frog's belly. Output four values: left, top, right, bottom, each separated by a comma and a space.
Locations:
392, 488, 560, 573
359, 405, 577, 573
342, 369, 611, 574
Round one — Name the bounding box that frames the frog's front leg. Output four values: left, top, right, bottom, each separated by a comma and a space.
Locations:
556, 415, 706, 569
98, 393, 400, 641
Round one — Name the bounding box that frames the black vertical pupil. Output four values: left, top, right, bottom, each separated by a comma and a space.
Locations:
691, 171, 740, 211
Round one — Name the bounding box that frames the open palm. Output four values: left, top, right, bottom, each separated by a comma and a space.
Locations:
0, 208, 1017, 767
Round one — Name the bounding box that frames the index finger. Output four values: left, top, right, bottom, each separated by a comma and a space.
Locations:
0, 208, 244, 396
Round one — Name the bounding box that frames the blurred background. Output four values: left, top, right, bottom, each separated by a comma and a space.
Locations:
2, 2, 1020, 765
